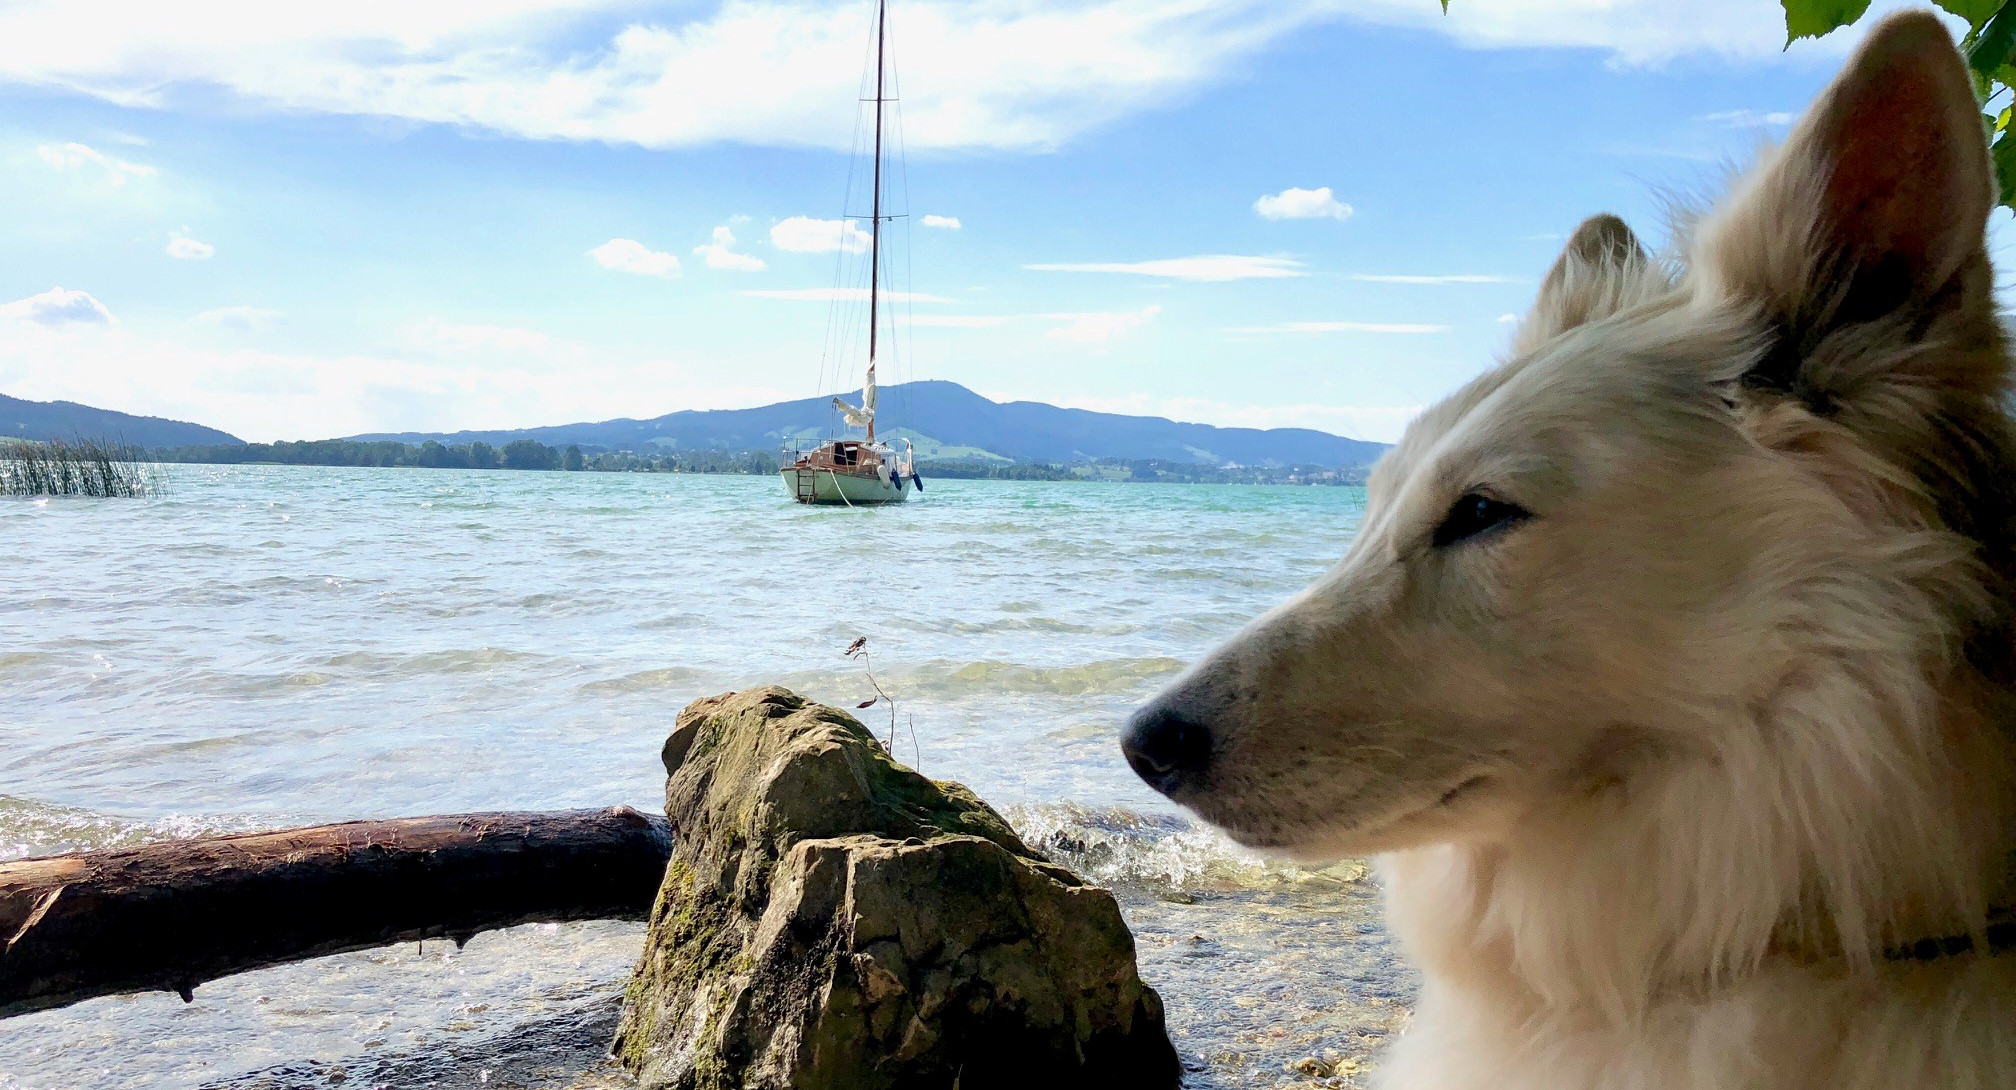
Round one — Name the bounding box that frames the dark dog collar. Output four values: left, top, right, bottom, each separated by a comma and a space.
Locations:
1886, 907, 2016, 963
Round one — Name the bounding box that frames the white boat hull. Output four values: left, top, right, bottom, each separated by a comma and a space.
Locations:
780, 465, 910, 506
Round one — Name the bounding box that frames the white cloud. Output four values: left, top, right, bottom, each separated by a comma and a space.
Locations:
1026, 255, 1306, 282
742, 287, 951, 303
1254, 186, 1353, 222
589, 237, 680, 278
0, 286, 115, 327
0, 2, 1358, 153
921, 214, 962, 230
1496, 312, 1519, 323
416, 319, 559, 354
1225, 321, 1447, 334
36, 141, 156, 186
1349, 273, 1516, 285
0, 316, 793, 443
0, 1, 1885, 156
1697, 108, 1795, 128
909, 314, 1011, 328
693, 225, 766, 271
1045, 304, 1161, 345
195, 305, 284, 332
166, 230, 214, 260
770, 216, 871, 254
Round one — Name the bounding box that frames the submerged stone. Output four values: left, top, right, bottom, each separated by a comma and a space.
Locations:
614, 685, 1180, 1090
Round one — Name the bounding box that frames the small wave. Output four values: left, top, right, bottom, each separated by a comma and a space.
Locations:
0, 795, 269, 861
772, 657, 1182, 700
634, 612, 705, 631
1006, 802, 1368, 896
321, 648, 543, 674
774, 657, 1184, 698
901, 657, 1185, 697
576, 665, 712, 696
932, 616, 1142, 637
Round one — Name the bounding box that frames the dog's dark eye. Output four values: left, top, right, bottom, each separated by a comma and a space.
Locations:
1432, 493, 1530, 547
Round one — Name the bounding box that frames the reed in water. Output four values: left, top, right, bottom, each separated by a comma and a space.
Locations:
0, 438, 157, 498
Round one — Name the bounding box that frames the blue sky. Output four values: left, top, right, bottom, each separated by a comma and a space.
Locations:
0, 0, 1989, 443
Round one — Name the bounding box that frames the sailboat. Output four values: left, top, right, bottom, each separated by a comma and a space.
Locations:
780, 0, 921, 507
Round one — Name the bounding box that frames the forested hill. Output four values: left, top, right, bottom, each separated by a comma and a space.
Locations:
0, 393, 243, 448
348, 380, 1388, 469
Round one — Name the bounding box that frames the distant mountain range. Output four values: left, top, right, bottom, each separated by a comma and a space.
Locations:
0, 393, 244, 448
350, 380, 1388, 468
1, 381, 1390, 468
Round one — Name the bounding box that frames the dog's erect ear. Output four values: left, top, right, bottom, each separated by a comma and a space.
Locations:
1697, 11, 1998, 408
1513, 214, 1656, 355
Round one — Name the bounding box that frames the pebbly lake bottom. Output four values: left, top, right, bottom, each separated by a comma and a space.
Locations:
0, 466, 1416, 1087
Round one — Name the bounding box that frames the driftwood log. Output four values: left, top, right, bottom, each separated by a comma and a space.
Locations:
0, 806, 671, 1018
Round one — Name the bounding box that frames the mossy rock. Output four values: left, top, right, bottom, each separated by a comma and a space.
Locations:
613, 686, 1180, 1090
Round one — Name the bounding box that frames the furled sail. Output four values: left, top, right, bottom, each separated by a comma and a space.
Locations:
831, 363, 878, 431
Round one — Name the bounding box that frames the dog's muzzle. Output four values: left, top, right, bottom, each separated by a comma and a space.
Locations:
1121, 703, 1214, 796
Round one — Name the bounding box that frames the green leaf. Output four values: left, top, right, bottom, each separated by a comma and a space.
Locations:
1783, 0, 1874, 44
1937, 0, 2005, 30
1440, 0, 1449, 11
1969, 7, 2016, 79
1992, 128, 2016, 210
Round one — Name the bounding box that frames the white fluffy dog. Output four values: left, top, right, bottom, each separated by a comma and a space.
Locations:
1125, 11, 2015, 1088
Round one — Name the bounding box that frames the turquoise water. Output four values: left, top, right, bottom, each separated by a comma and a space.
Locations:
0, 466, 1413, 1088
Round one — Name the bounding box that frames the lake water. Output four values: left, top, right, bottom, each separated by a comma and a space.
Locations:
0, 466, 1415, 1089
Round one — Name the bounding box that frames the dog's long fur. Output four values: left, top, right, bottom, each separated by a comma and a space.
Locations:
1129, 12, 2016, 1087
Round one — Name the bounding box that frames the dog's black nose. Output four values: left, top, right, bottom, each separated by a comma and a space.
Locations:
1122, 704, 1213, 796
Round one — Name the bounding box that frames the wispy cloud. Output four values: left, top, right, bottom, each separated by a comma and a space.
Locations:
1496, 312, 1519, 324
1027, 255, 1305, 282
166, 230, 214, 260
743, 288, 951, 303
0, 317, 793, 443
36, 142, 155, 186
589, 238, 680, 278
0, 2, 1388, 154
1045, 305, 1161, 344
910, 308, 1164, 341
0, 1, 1849, 158
1348, 273, 1516, 285
1254, 186, 1353, 222
417, 319, 558, 355
694, 225, 766, 271
1224, 321, 1447, 334
0, 287, 115, 327
1698, 108, 1794, 127
909, 314, 1012, 328
921, 214, 962, 230
195, 305, 284, 332
770, 216, 871, 255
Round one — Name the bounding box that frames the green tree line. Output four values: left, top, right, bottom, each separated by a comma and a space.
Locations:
157, 438, 782, 475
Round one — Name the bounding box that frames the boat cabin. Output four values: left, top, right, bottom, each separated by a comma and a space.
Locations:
793, 441, 882, 472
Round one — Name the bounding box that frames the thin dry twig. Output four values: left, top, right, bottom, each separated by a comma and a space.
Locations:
842, 636, 906, 760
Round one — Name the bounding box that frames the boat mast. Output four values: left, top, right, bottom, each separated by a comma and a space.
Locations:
866, 0, 886, 444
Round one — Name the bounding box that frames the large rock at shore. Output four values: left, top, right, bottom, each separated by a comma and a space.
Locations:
613, 686, 1180, 1090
